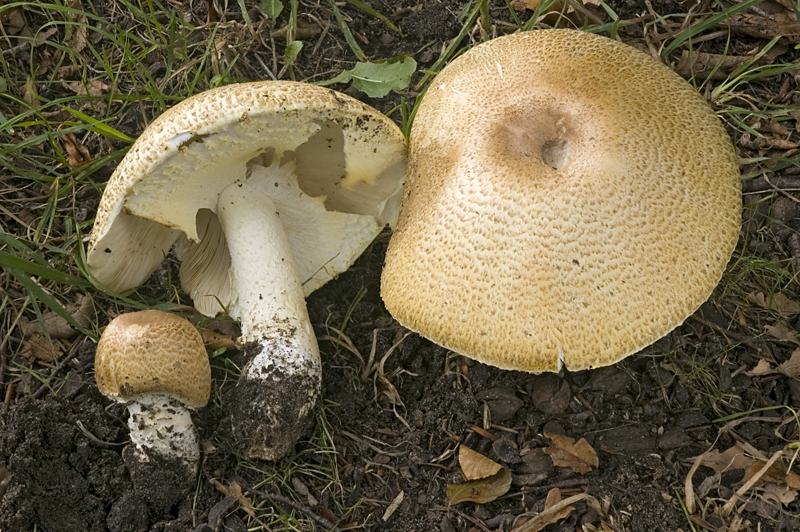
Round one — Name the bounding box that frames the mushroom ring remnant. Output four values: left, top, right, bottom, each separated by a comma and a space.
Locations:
381, 29, 742, 373
88, 81, 407, 459
95, 310, 211, 482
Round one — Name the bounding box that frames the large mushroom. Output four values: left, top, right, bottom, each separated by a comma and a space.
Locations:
381, 30, 741, 372
88, 81, 407, 459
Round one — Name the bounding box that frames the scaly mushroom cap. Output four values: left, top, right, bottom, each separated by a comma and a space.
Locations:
95, 310, 211, 408
381, 29, 741, 372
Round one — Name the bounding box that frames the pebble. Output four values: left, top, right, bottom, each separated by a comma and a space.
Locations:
675, 410, 710, 428
599, 425, 656, 453
658, 427, 692, 450
475, 386, 524, 421
492, 437, 520, 463
528, 374, 570, 414
585, 367, 630, 395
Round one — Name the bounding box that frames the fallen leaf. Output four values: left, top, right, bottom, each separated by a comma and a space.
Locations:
698, 446, 754, 472
675, 42, 788, 80
543, 432, 599, 474
746, 358, 774, 376
19, 295, 93, 339
62, 132, 93, 167
20, 333, 60, 362
698, 445, 800, 492
446, 467, 512, 505
729, 13, 800, 42
748, 292, 800, 316
762, 482, 799, 505
382, 490, 404, 521
66, 79, 109, 97
210, 479, 255, 517
199, 328, 237, 351
459, 445, 502, 480
0, 7, 27, 35
764, 321, 796, 341
779, 348, 800, 377
512, 493, 599, 532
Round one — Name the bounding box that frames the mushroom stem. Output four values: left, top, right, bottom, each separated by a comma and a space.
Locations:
217, 180, 322, 460
126, 393, 200, 477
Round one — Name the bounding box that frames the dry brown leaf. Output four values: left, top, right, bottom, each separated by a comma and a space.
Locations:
763, 482, 799, 505
459, 445, 502, 480
748, 292, 800, 316
779, 348, 800, 377
746, 358, 774, 376
512, 493, 597, 532
199, 328, 238, 351
62, 132, 93, 167
446, 467, 512, 505
19, 296, 91, 339
699, 445, 800, 492
21, 80, 41, 110
0, 7, 27, 35
543, 432, 598, 474
698, 446, 754, 472
764, 321, 796, 340
729, 13, 800, 42
20, 333, 60, 362
511, 488, 576, 532
210, 479, 255, 517
66, 79, 109, 97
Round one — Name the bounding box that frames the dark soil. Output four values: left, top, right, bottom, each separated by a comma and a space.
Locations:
2, 0, 800, 531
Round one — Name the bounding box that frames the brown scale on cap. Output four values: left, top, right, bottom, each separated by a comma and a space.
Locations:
381, 29, 742, 372
95, 310, 211, 408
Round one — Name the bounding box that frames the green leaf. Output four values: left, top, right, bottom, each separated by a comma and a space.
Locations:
284, 40, 303, 65
261, 0, 284, 19
317, 56, 416, 98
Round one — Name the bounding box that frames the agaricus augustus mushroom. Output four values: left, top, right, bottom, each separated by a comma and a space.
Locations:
87, 81, 407, 459
381, 29, 741, 372
95, 310, 211, 481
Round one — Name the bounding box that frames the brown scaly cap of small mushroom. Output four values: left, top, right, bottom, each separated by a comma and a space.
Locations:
96, 310, 211, 408
381, 29, 741, 372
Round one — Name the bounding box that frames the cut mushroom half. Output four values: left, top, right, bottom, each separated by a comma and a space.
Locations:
88, 81, 407, 459
381, 29, 741, 372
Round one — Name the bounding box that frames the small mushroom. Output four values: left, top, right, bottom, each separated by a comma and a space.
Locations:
95, 310, 211, 480
87, 81, 407, 459
381, 29, 742, 372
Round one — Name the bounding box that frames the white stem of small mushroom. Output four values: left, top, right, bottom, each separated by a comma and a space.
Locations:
126, 394, 199, 475
216, 180, 322, 460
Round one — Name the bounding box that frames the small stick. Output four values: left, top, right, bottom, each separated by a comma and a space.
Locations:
742, 176, 800, 193
0, 352, 6, 401
32, 338, 83, 399
684, 452, 705, 514
722, 448, 784, 516
1, 42, 31, 58
519, 479, 590, 495
453, 509, 492, 532
689, 315, 761, 352
788, 233, 800, 275
245, 485, 335, 530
